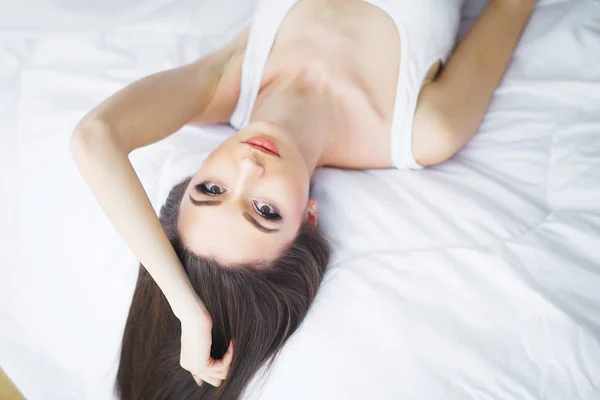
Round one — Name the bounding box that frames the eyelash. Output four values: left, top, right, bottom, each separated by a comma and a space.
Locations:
196, 182, 226, 196
253, 200, 282, 221
196, 181, 282, 221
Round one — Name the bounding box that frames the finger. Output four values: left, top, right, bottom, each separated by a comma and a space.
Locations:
210, 366, 230, 376
208, 358, 232, 373
204, 357, 217, 369
222, 340, 234, 366
206, 342, 235, 372
209, 369, 228, 380
192, 374, 203, 387
210, 342, 234, 372
201, 376, 223, 387
211, 361, 232, 374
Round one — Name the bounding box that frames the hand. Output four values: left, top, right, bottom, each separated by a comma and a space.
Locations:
179, 307, 234, 387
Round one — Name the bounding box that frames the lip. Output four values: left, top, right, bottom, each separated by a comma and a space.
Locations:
243, 136, 280, 157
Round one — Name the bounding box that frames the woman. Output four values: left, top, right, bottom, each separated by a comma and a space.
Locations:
70, 0, 536, 398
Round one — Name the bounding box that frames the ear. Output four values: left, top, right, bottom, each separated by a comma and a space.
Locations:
306, 198, 319, 226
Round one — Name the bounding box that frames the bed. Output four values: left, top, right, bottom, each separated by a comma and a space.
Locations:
1, 0, 599, 398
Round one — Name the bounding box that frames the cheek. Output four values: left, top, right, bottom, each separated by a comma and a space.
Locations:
200, 139, 239, 172
205, 144, 230, 163
207, 132, 244, 159
289, 178, 310, 215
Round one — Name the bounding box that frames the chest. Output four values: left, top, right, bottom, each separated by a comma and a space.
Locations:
261, 0, 403, 168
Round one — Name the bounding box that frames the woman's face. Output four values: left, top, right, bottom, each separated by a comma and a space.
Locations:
178, 125, 317, 265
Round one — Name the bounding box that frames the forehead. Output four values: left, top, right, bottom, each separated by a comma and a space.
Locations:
178, 197, 298, 265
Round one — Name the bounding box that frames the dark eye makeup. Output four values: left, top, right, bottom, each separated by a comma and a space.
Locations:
253, 200, 282, 221
195, 181, 282, 222
196, 182, 226, 196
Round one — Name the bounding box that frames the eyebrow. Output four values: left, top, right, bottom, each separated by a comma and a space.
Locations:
189, 197, 222, 207
243, 213, 279, 234
189, 195, 280, 234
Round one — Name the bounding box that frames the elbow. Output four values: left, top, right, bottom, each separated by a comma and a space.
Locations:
412, 117, 465, 167
70, 117, 115, 160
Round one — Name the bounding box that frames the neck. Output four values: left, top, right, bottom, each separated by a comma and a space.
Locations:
250, 68, 343, 173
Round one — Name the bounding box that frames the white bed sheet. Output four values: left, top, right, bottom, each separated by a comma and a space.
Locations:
1, 0, 599, 399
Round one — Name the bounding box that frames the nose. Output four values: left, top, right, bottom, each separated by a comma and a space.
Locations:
241, 155, 264, 177
234, 156, 264, 197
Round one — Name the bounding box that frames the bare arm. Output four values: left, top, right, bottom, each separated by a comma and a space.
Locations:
70, 43, 240, 319
413, 0, 536, 166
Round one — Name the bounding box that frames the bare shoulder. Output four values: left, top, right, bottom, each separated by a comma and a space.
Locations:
189, 27, 250, 126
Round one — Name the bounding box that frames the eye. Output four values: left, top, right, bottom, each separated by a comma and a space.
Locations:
196, 181, 226, 196
253, 200, 282, 221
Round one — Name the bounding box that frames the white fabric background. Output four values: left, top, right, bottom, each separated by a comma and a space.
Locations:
0, 0, 599, 399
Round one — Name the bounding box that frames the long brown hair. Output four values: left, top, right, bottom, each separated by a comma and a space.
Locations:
116, 177, 331, 399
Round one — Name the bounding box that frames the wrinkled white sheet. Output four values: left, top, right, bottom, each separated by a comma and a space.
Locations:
1, 0, 599, 399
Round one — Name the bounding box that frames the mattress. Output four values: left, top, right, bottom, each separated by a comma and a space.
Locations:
1, 0, 599, 399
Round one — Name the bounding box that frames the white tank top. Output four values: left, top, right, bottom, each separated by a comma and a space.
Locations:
230, 0, 463, 169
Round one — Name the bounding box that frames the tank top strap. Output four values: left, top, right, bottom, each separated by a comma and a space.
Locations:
230, 0, 299, 130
